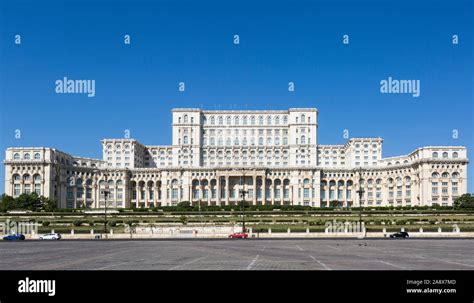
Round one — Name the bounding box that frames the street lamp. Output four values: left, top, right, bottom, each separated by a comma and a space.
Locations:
356, 167, 365, 224
239, 173, 248, 233
103, 172, 109, 238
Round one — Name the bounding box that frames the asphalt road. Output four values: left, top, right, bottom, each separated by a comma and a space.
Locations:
1, 238, 473, 270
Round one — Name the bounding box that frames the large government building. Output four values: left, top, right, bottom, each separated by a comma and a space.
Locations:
3, 108, 469, 208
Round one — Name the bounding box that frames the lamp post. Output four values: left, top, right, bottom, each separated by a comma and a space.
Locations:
356, 167, 364, 224
103, 172, 109, 238
239, 173, 248, 233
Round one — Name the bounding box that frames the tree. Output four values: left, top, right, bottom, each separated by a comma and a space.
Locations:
179, 215, 188, 225
0, 194, 16, 212
41, 197, 58, 212
454, 194, 474, 209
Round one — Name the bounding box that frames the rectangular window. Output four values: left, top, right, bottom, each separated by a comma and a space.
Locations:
275, 188, 281, 199
172, 189, 178, 199
77, 187, 83, 198
14, 184, 21, 196
67, 188, 74, 200
34, 184, 41, 195
265, 189, 271, 199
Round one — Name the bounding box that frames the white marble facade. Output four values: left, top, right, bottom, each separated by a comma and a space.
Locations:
3, 108, 469, 208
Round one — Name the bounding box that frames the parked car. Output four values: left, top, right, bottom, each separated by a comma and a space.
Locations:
39, 233, 62, 240
390, 231, 409, 238
3, 234, 25, 241
228, 232, 248, 239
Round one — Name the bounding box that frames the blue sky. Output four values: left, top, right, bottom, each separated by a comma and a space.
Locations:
1, 0, 473, 192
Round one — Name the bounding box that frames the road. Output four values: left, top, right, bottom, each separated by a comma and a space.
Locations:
1, 238, 473, 270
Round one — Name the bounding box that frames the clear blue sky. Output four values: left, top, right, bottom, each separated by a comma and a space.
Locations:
1, 0, 473, 192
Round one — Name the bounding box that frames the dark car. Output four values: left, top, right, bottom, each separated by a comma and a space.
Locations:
390, 231, 409, 238
3, 234, 26, 241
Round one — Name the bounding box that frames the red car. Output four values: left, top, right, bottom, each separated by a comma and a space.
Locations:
228, 232, 248, 239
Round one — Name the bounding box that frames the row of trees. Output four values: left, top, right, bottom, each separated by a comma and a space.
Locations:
0, 193, 57, 212
453, 194, 474, 209
1, 193, 473, 213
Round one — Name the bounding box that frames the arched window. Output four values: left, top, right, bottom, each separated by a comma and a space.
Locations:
442, 152, 448, 159
24, 153, 30, 160
258, 116, 263, 125
183, 136, 189, 144
431, 172, 439, 178
432, 152, 438, 159
250, 116, 256, 125
301, 114, 306, 123
211, 117, 215, 125
218, 116, 223, 125
301, 136, 306, 144
242, 116, 248, 125
13, 153, 20, 160
453, 152, 459, 158
283, 116, 288, 124
266, 116, 272, 125
183, 115, 188, 123
441, 172, 449, 178
226, 116, 231, 125
452, 172, 459, 179
275, 116, 280, 125
303, 178, 310, 185
234, 116, 239, 125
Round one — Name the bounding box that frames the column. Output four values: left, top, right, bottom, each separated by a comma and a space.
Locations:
225, 175, 229, 205
252, 175, 257, 206
271, 179, 275, 205
217, 177, 221, 206
135, 185, 140, 208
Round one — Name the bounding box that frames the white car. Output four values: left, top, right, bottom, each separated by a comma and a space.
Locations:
39, 233, 62, 240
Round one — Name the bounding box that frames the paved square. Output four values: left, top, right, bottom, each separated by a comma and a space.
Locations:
0, 239, 473, 270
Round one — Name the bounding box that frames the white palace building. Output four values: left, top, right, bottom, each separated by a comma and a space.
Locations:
3, 108, 469, 209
